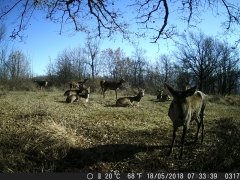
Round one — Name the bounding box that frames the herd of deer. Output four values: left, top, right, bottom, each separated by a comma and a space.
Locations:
33, 78, 207, 159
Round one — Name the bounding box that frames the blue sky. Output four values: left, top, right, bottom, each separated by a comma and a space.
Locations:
2, 1, 239, 76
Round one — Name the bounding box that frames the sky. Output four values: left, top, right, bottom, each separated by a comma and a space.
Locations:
1, 0, 239, 76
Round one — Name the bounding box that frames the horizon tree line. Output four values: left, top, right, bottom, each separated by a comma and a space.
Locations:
0, 31, 239, 95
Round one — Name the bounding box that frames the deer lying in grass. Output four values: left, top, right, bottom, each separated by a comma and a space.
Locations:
34, 80, 48, 90
64, 79, 88, 96
116, 89, 145, 107
165, 83, 207, 159
64, 89, 83, 97
100, 78, 125, 100
157, 90, 170, 102
66, 87, 90, 103
69, 78, 88, 89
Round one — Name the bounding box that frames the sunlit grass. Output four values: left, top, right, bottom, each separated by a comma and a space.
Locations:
0, 90, 239, 172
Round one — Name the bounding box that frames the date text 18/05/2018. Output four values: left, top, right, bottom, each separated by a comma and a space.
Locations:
144, 173, 239, 180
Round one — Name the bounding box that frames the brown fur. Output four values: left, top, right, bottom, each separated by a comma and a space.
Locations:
69, 78, 88, 89
157, 90, 170, 102
116, 89, 145, 107
34, 80, 48, 90
65, 87, 90, 103
100, 78, 125, 100
166, 83, 207, 159
66, 94, 78, 103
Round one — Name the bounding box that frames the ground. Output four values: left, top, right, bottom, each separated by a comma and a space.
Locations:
0, 90, 239, 172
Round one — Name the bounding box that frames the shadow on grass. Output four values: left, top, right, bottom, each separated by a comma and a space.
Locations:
55, 144, 165, 172
55, 100, 67, 103
104, 104, 117, 107
201, 117, 240, 171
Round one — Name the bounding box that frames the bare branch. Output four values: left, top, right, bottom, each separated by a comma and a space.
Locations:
221, 0, 240, 30
11, 0, 30, 39
152, 0, 169, 43
0, 0, 239, 43
0, 0, 23, 19
66, 0, 79, 31
187, 0, 193, 24
137, 0, 161, 24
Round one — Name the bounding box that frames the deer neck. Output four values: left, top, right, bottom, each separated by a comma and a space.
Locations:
130, 94, 142, 102
79, 93, 89, 99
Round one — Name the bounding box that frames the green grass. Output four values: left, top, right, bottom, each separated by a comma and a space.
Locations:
0, 90, 239, 172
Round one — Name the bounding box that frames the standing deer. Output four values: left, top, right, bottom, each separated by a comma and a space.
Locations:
165, 83, 207, 159
100, 78, 125, 100
34, 80, 48, 90
116, 89, 145, 107
66, 87, 90, 103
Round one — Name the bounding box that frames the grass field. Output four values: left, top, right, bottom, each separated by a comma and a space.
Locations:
0, 90, 239, 172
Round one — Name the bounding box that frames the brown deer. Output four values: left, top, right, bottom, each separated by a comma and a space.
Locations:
64, 89, 83, 97
100, 78, 125, 100
165, 83, 207, 159
65, 78, 88, 96
157, 90, 170, 102
69, 78, 88, 89
116, 89, 145, 107
34, 80, 48, 90
66, 87, 90, 103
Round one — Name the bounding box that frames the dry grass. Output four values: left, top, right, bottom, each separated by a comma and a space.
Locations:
0, 90, 239, 172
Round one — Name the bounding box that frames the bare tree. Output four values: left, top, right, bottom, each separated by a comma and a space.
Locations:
84, 36, 100, 80
156, 55, 173, 84
0, 0, 239, 43
6, 50, 30, 80
216, 42, 240, 94
51, 47, 87, 86
176, 32, 220, 91
131, 47, 147, 87
0, 24, 8, 81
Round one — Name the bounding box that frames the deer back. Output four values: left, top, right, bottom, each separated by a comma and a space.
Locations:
101, 78, 125, 90
66, 95, 78, 103
116, 97, 132, 107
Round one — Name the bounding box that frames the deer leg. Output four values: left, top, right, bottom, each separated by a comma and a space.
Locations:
101, 89, 104, 97
201, 121, 204, 143
179, 126, 187, 159
200, 110, 204, 143
115, 90, 118, 100
194, 120, 201, 143
168, 126, 177, 156
103, 89, 106, 98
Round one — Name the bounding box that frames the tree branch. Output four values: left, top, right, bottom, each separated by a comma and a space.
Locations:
152, 0, 169, 43
221, 0, 240, 30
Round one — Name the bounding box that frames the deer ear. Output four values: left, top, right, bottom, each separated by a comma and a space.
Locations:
184, 86, 197, 97
165, 83, 177, 96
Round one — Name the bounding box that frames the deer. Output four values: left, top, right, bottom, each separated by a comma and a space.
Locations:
69, 78, 88, 89
157, 90, 170, 102
34, 80, 48, 90
100, 78, 125, 100
116, 89, 145, 107
64, 89, 83, 97
64, 78, 88, 96
165, 83, 207, 159
66, 87, 90, 103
